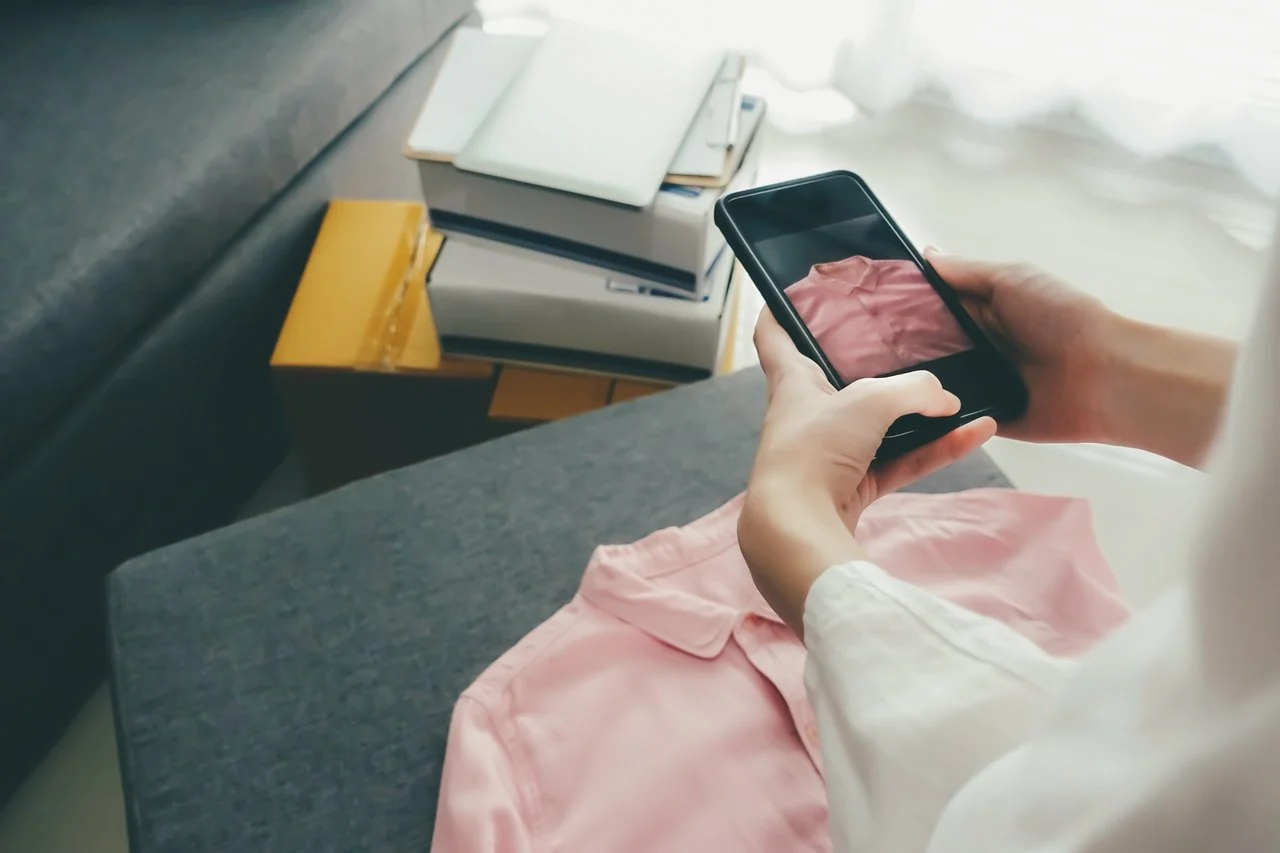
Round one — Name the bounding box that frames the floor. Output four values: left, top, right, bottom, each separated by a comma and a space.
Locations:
0, 100, 1272, 852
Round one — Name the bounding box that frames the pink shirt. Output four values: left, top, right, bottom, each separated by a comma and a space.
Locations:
785, 256, 973, 382
430, 490, 1129, 852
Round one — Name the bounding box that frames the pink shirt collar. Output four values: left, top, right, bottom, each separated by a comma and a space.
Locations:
578, 496, 785, 659
806, 255, 881, 294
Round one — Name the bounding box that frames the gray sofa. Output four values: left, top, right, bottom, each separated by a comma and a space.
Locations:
107, 370, 1009, 852
0, 0, 472, 804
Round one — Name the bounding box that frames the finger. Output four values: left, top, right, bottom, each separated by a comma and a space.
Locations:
873, 417, 998, 494
754, 309, 826, 397
923, 250, 1004, 299
753, 309, 803, 379
843, 371, 961, 430
957, 293, 1010, 352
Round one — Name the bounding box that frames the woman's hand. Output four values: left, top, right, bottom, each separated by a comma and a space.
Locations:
739, 312, 996, 640
927, 251, 1237, 468
925, 252, 1116, 444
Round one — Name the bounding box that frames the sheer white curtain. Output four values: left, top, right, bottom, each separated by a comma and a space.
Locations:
478, 0, 1280, 194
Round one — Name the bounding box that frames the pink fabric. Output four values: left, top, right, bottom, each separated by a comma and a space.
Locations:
431, 490, 1130, 853
785, 255, 972, 382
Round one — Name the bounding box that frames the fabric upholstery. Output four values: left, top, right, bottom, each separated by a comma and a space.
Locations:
0, 0, 462, 461
108, 368, 1009, 853
0, 1, 472, 806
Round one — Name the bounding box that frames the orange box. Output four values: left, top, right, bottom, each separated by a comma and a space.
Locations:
488, 367, 614, 426
609, 379, 674, 404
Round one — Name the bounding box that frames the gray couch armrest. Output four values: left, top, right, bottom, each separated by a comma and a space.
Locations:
108, 369, 1008, 852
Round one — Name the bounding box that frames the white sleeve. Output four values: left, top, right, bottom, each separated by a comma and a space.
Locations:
924, 222, 1280, 853
803, 561, 1073, 853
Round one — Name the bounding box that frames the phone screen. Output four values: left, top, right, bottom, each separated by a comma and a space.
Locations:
751, 205, 975, 385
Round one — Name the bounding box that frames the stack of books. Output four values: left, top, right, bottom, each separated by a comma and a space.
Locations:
403, 21, 765, 387
271, 200, 750, 493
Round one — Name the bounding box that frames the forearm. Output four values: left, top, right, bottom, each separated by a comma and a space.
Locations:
738, 487, 868, 641
1100, 316, 1238, 469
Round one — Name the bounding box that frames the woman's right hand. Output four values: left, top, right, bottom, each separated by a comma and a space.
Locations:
925, 252, 1117, 445
927, 250, 1238, 468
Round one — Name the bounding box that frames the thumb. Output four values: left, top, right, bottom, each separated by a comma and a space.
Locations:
873, 417, 998, 494
842, 371, 961, 432
924, 249, 1002, 299
753, 309, 814, 389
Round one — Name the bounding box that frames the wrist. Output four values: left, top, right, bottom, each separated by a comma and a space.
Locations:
1095, 314, 1237, 467
741, 485, 864, 567
1093, 313, 1155, 447
739, 484, 868, 639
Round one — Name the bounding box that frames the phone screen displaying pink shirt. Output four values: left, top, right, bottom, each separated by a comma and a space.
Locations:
751, 211, 976, 385
784, 255, 973, 383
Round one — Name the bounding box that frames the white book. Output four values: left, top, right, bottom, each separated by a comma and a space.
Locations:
416, 97, 765, 297
404, 29, 539, 160
453, 21, 725, 207
708, 54, 745, 147
428, 232, 736, 382
669, 55, 744, 178
404, 29, 754, 187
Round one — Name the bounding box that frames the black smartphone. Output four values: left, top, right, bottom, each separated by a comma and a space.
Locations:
715, 170, 1027, 459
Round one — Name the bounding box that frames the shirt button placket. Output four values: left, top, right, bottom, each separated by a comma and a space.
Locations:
735, 614, 825, 774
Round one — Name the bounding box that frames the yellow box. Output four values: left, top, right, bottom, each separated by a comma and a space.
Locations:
272, 200, 498, 493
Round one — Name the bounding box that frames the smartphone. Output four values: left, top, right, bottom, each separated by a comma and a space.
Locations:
715, 170, 1027, 459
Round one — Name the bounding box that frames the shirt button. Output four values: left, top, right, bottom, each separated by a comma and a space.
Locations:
806, 722, 819, 740
743, 613, 763, 628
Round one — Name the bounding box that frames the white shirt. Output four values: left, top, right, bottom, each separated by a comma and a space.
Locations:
804, 230, 1280, 852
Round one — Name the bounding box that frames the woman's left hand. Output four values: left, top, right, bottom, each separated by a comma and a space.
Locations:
739, 311, 997, 639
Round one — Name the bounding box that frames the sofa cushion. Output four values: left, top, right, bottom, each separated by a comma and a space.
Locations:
108, 368, 1009, 853
0, 0, 468, 464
